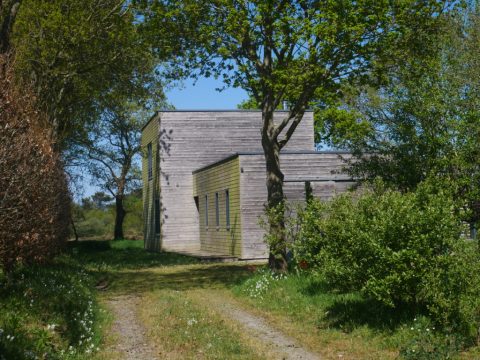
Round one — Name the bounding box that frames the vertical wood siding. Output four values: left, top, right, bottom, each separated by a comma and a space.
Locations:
193, 157, 242, 256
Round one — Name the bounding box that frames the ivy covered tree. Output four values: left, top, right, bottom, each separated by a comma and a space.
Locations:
139, 0, 458, 270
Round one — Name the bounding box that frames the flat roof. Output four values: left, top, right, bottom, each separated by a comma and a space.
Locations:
192, 151, 351, 174
141, 109, 314, 131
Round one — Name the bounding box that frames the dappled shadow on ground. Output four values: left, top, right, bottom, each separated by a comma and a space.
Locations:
67, 240, 255, 297
105, 264, 253, 296
68, 240, 197, 270
299, 278, 419, 333
321, 297, 418, 333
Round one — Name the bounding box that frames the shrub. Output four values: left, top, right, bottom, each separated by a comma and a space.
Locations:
293, 180, 480, 343
0, 54, 70, 272
420, 241, 480, 342
295, 181, 461, 305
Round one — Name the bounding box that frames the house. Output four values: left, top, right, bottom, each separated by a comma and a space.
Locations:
141, 110, 353, 259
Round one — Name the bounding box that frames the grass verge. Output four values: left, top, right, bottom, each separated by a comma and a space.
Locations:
0, 254, 105, 359
0, 239, 194, 359
231, 267, 480, 360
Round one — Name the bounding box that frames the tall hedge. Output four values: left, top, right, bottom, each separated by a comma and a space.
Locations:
0, 55, 70, 273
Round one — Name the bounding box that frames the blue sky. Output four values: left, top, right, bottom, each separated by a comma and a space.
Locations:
165, 77, 248, 109
81, 76, 248, 199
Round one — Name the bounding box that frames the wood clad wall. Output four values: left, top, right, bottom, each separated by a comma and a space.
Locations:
157, 111, 314, 252
141, 118, 160, 251
239, 152, 352, 259
193, 157, 242, 256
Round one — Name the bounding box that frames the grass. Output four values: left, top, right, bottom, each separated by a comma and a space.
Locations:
140, 289, 269, 359
70, 239, 197, 270
230, 267, 480, 360
0, 255, 105, 359
0, 239, 194, 360
75, 239, 270, 359
5, 239, 478, 359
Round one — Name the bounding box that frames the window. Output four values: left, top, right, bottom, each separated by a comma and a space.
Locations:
215, 192, 220, 229
147, 143, 153, 180
205, 194, 208, 228
154, 197, 160, 234
225, 189, 230, 230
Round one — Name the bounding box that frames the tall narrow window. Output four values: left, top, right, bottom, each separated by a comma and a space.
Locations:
225, 189, 230, 230
154, 197, 160, 234
215, 192, 220, 229
205, 194, 209, 228
147, 143, 153, 180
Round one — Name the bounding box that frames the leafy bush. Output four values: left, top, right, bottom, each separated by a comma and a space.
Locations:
293, 180, 480, 342
420, 241, 480, 342
0, 54, 70, 273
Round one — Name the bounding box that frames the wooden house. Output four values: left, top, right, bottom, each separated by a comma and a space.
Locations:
141, 111, 352, 259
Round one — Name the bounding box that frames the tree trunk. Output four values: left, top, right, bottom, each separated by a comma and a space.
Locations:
70, 216, 79, 242
0, 1, 21, 54
114, 194, 126, 240
262, 107, 288, 272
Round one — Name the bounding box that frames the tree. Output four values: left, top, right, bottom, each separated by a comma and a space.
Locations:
320, 7, 480, 227
91, 192, 114, 210
0, 0, 20, 54
0, 9, 70, 272
141, 0, 457, 270
75, 103, 146, 240
10, 0, 161, 149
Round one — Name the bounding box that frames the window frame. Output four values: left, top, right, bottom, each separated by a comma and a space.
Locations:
225, 189, 230, 230
215, 192, 220, 230
147, 143, 153, 180
205, 194, 209, 229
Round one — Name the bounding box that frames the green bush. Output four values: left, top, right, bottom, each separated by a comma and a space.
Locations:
420, 241, 480, 342
293, 180, 480, 342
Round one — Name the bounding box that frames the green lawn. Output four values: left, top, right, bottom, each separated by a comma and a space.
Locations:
3, 240, 479, 359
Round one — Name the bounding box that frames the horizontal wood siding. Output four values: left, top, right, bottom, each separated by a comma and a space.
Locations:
239, 153, 353, 259
193, 157, 242, 256
141, 119, 160, 251
157, 111, 314, 252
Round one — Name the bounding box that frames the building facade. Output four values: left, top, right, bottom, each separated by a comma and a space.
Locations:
142, 111, 352, 259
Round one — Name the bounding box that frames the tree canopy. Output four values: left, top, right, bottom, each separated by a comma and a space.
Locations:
11, 0, 164, 148
320, 6, 480, 222
139, 0, 459, 270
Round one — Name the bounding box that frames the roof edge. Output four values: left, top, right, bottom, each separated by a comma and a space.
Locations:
192, 150, 352, 175
141, 109, 315, 132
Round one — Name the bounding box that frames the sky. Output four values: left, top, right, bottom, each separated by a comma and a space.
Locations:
165, 76, 248, 110
80, 76, 249, 200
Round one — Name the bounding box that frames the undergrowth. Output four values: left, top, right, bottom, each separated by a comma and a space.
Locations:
0, 255, 104, 359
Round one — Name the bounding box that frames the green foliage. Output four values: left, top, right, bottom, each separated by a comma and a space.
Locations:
73, 190, 143, 240
0, 256, 102, 359
12, 0, 164, 147
320, 8, 480, 222
421, 241, 480, 342
399, 316, 461, 360
293, 180, 480, 343
236, 97, 261, 110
